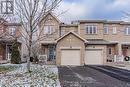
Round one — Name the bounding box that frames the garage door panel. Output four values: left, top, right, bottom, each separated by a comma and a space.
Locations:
85, 50, 103, 65
61, 49, 80, 65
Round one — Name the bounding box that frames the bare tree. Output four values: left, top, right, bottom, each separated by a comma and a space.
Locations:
0, 15, 8, 38
12, 0, 62, 72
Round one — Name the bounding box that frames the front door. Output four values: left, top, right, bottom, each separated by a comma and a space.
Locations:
48, 45, 55, 61
122, 46, 129, 56
6, 45, 12, 60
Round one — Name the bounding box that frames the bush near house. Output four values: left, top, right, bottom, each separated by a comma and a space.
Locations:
11, 39, 21, 64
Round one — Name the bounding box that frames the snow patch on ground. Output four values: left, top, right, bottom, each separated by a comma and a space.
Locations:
0, 63, 61, 87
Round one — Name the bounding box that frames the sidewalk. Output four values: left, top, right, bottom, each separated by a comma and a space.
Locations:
0, 60, 9, 64
114, 65, 130, 71
106, 62, 130, 71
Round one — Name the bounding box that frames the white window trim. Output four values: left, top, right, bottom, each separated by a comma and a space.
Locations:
125, 27, 130, 35
85, 25, 97, 34
61, 29, 66, 36
112, 26, 117, 34
104, 25, 109, 34
43, 25, 55, 35
9, 27, 16, 35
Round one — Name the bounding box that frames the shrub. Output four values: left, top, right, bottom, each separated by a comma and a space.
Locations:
33, 55, 39, 63
11, 39, 21, 64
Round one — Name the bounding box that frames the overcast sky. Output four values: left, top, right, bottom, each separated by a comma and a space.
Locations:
57, 0, 130, 23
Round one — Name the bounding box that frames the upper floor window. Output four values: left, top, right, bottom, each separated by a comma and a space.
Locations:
86, 25, 97, 34
44, 25, 55, 34
104, 25, 109, 34
112, 26, 117, 34
9, 27, 16, 35
125, 27, 130, 35
61, 29, 66, 36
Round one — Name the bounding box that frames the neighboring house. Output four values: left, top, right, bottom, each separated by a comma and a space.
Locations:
0, 18, 21, 61
39, 13, 130, 66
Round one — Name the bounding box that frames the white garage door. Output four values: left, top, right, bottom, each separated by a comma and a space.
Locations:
85, 49, 103, 65
61, 49, 80, 65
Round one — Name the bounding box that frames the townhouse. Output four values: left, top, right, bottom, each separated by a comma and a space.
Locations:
38, 13, 130, 65
0, 18, 21, 61
1, 13, 130, 66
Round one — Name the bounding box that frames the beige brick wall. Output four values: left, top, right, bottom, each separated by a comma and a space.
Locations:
39, 14, 60, 41
103, 24, 130, 42
79, 23, 104, 39
60, 26, 78, 36
56, 33, 85, 65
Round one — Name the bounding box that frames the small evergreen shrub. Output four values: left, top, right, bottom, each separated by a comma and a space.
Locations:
11, 39, 21, 64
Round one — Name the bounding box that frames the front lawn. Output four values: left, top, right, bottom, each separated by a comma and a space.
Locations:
0, 63, 60, 87
0, 66, 11, 72
0, 65, 18, 73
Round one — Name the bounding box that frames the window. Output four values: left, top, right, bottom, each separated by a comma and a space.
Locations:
125, 27, 130, 35
44, 25, 55, 34
108, 48, 112, 55
1, 0, 14, 14
104, 25, 109, 34
112, 26, 117, 34
9, 27, 16, 35
86, 25, 97, 34
61, 29, 66, 36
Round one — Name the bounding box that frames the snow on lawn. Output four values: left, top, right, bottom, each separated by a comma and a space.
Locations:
0, 63, 61, 87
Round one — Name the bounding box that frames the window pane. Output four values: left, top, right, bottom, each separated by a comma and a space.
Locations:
86, 25, 97, 34
9, 27, 16, 35
61, 30, 65, 36
104, 25, 108, 34
93, 26, 96, 34
44, 26, 49, 34
44, 25, 55, 34
109, 48, 112, 54
124, 27, 130, 35
90, 26, 92, 34
113, 27, 117, 34
128, 28, 130, 34
86, 26, 89, 34
125, 28, 127, 35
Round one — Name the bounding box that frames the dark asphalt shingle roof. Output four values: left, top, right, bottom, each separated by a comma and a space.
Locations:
87, 39, 118, 45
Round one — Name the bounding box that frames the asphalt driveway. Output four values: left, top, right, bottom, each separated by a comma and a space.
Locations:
58, 66, 130, 87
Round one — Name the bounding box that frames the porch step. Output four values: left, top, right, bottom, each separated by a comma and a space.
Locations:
0, 60, 9, 64
106, 62, 130, 67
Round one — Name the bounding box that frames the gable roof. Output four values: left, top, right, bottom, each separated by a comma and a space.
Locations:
40, 12, 61, 24
56, 31, 87, 43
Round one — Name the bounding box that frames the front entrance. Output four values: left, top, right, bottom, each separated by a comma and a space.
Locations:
122, 45, 130, 57
6, 45, 12, 60
48, 45, 56, 61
